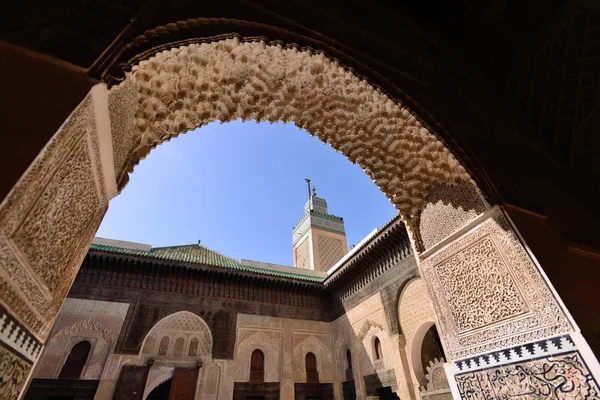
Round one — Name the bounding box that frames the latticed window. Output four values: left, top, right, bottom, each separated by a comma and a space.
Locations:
249, 349, 264, 382
158, 336, 170, 355
345, 349, 353, 381
305, 352, 319, 383
188, 337, 199, 357
58, 340, 91, 379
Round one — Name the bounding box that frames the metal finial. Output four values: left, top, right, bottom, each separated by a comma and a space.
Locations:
305, 178, 311, 200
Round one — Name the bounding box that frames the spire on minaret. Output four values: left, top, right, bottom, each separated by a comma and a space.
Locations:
292, 180, 348, 271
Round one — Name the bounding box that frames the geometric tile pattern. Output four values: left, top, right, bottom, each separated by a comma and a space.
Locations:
295, 238, 311, 270
0, 306, 43, 362
317, 235, 344, 272
454, 334, 576, 373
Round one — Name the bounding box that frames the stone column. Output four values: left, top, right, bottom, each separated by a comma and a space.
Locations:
409, 182, 600, 398
0, 83, 117, 399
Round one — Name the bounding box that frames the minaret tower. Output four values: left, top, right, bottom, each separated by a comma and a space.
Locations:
292, 179, 348, 271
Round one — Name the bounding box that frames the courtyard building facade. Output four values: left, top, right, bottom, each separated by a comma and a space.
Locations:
25, 196, 447, 400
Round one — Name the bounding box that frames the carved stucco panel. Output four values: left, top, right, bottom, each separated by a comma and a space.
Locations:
292, 332, 334, 383
234, 328, 282, 382
0, 94, 109, 339
358, 325, 390, 376
34, 315, 123, 380
107, 78, 137, 180
421, 211, 573, 361
140, 311, 212, 358
434, 235, 528, 333
203, 363, 221, 398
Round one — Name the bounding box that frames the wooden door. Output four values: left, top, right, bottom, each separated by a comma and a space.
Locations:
112, 365, 150, 400
168, 367, 200, 400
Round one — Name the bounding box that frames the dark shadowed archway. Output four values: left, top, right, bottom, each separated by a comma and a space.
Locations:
0, 24, 598, 400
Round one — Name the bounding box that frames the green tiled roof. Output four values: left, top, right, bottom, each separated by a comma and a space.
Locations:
89, 243, 324, 282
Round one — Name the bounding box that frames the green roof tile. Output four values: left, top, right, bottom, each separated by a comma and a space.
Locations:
89, 243, 324, 282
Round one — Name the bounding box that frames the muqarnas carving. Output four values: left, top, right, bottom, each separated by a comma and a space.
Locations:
113, 39, 471, 216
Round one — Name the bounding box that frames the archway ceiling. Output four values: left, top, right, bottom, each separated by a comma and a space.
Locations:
2, 0, 600, 243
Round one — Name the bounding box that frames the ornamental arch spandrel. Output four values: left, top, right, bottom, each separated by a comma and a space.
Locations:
0, 22, 598, 400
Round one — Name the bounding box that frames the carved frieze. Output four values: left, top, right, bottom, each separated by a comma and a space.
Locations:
454, 335, 600, 399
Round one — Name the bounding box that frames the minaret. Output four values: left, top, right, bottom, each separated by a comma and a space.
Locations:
292, 180, 348, 271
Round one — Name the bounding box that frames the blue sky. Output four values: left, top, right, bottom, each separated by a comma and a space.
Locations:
97, 120, 397, 266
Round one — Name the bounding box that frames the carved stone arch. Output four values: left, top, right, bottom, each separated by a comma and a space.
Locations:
356, 319, 385, 343
293, 334, 333, 383
234, 330, 281, 382
140, 311, 212, 358
49, 318, 113, 345
36, 318, 115, 380
109, 37, 475, 220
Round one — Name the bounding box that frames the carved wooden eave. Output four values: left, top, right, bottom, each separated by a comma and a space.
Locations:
323, 215, 410, 287
83, 215, 410, 298
86, 249, 324, 289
